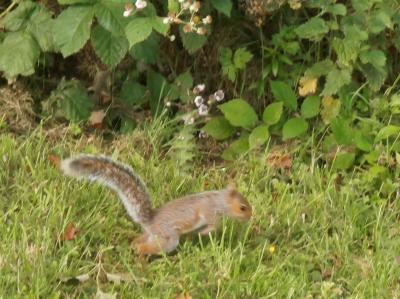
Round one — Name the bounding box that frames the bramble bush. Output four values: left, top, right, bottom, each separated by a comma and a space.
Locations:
1, 0, 400, 180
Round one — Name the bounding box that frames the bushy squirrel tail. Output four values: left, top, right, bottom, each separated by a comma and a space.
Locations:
61, 154, 153, 225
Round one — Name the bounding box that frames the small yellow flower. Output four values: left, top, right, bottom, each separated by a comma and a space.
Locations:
268, 245, 276, 254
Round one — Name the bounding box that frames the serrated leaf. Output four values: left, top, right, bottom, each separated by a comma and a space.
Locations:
262, 102, 283, 125
0, 32, 40, 78
331, 118, 353, 145
322, 68, 351, 96
301, 96, 320, 119
332, 152, 355, 170
202, 116, 235, 140
211, 0, 232, 17
342, 25, 368, 42
295, 17, 329, 41
355, 132, 373, 152
233, 48, 253, 69
53, 6, 94, 57
360, 50, 386, 69
270, 81, 297, 110
327, 4, 347, 16
305, 60, 335, 77
120, 80, 146, 105
221, 133, 249, 161
91, 25, 128, 67
125, 17, 153, 48
361, 63, 387, 91
375, 125, 400, 141
1, 1, 37, 31
249, 125, 269, 148
94, 2, 128, 35
369, 10, 392, 33
282, 117, 308, 140
179, 26, 208, 54
218, 99, 258, 129
129, 31, 160, 64
321, 96, 341, 124
149, 16, 170, 36
332, 37, 359, 68
298, 76, 318, 97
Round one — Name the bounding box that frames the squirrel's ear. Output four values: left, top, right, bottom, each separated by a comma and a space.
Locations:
227, 182, 236, 191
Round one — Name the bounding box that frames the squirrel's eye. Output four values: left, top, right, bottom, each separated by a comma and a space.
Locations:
240, 205, 247, 211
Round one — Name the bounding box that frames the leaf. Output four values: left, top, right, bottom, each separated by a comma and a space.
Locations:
369, 10, 393, 34
221, 133, 250, 161
91, 25, 128, 67
175, 292, 193, 299
270, 81, 297, 110
233, 48, 253, 69
282, 117, 308, 140
355, 132, 373, 152
130, 31, 160, 64
211, 0, 232, 17
62, 222, 79, 241
327, 4, 347, 16
266, 148, 292, 169
94, 2, 128, 35
295, 17, 329, 41
360, 50, 386, 69
322, 68, 351, 96
125, 17, 153, 48
96, 290, 116, 299
321, 96, 341, 124
202, 116, 235, 140
58, 0, 95, 4
106, 272, 134, 285
332, 38, 359, 68
332, 152, 355, 170
298, 76, 318, 97
0, 32, 40, 78
89, 109, 106, 126
360, 63, 387, 91
331, 118, 353, 145
262, 102, 283, 125
149, 16, 170, 36
375, 125, 400, 141
1, 1, 37, 30
305, 60, 335, 77
120, 80, 146, 105
301, 96, 320, 119
179, 26, 208, 54
168, 0, 180, 13
53, 6, 94, 57
147, 70, 170, 115
48, 154, 61, 168
218, 99, 258, 129
249, 125, 270, 148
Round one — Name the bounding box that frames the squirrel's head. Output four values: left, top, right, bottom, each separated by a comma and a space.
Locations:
225, 183, 252, 220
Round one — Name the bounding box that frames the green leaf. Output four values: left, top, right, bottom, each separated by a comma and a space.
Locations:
91, 25, 128, 67
179, 26, 208, 54
129, 32, 160, 64
58, 0, 95, 4
147, 70, 170, 116
221, 133, 250, 161
211, 0, 232, 17
375, 125, 400, 141
332, 152, 355, 170
233, 48, 253, 69
369, 10, 393, 33
322, 68, 351, 96
360, 63, 387, 91
249, 125, 269, 148
331, 118, 353, 145
295, 17, 329, 41
352, 0, 373, 11
168, 0, 180, 13
94, 2, 128, 35
219, 47, 232, 66
53, 6, 94, 57
218, 99, 258, 129
1, 1, 37, 31
149, 16, 170, 36
262, 102, 283, 125
282, 117, 308, 140
332, 37, 359, 68
355, 132, 373, 152
305, 60, 335, 77
301, 96, 320, 119
270, 81, 297, 111
120, 80, 147, 105
360, 50, 386, 69
0, 32, 40, 78
125, 17, 153, 48
202, 116, 235, 140
327, 4, 347, 16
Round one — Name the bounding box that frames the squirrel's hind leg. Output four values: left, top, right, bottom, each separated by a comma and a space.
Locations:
135, 233, 179, 256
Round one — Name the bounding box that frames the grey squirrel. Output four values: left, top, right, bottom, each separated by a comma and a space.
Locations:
61, 154, 252, 256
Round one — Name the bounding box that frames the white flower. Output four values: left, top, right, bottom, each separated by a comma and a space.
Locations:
184, 117, 195, 125
199, 131, 208, 138
214, 90, 225, 101
182, 2, 190, 9
123, 9, 133, 17
202, 15, 212, 24
169, 34, 176, 42
190, 1, 200, 12
178, 0, 185, 3
195, 83, 205, 92
198, 104, 208, 116
194, 96, 204, 107
123, 4, 134, 17
135, 0, 147, 10
165, 101, 172, 107
163, 17, 170, 24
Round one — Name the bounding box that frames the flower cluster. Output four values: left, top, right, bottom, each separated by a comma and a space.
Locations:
193, 84, 225, 116
163, 1, 211, 36
123, 0, 147, 17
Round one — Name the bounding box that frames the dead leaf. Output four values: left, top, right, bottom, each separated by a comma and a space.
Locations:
321, 96, 341, 124
48, 154, 61, 168
322, 267, 333, 279
96, 289, 116, 299
60, 273, 90, 285
106, 272, 134, 285
353, 257, 372, 277
298, 76, 318, 97
62, 222, 79, 241
266, 149, 292, 169
89, 109, 106, 126
175, 292, 192, 299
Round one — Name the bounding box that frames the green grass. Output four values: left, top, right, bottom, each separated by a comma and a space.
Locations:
1, 126, 400, 298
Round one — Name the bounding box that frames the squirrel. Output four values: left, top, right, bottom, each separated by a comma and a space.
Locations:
60, 154, 252, 256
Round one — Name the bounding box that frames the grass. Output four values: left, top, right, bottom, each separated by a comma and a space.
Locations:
1, 125, 400, 298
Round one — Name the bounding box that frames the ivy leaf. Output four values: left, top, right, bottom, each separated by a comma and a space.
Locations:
301, 96, 320, 119
218, 99, 258, 129
53, 6, 94, 57
262, 102, 283, 125
211, 0, 232, 17
94, 2, 128, 35
125, 17, 153, 48
0, 32, 40, 78
282, 117, 308, 140
331, 118, 353, 145
233, 48, 253, 69
221, 133, 250, 161
295, 17, 329, 41
270, 81, 297, 111
91, 25, 128, 67
202, 116, 235, 140
179, 26, 208, 54
322, 68, 351, 96
249, 125, 270, 148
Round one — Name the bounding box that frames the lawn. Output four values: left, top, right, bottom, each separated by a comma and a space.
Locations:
1, 126, 399, 298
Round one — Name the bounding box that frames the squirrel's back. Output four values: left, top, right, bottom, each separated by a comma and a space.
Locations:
61, 154, 153, 224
